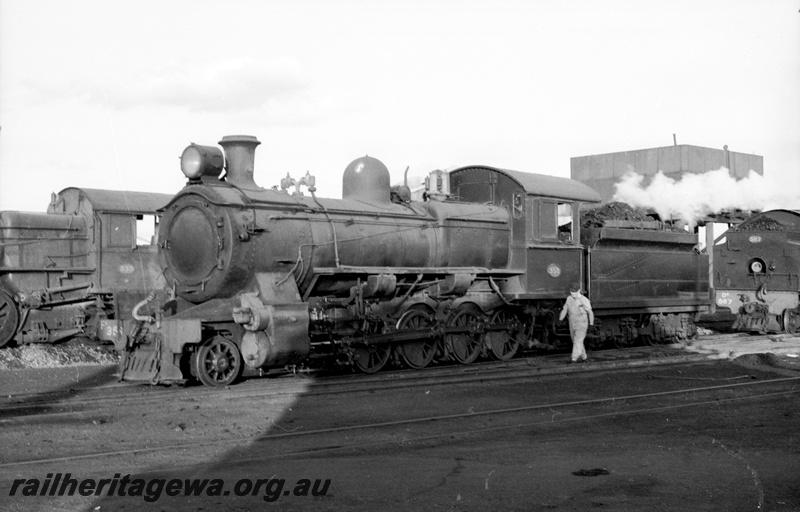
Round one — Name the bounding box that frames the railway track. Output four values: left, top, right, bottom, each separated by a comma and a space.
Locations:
0, 340, 723, 416
2, 333, 796, 420
2, 371, 798, 470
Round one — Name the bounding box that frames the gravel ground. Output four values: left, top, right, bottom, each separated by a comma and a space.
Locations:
1, 348, 798, 511
0, 340, 117, 370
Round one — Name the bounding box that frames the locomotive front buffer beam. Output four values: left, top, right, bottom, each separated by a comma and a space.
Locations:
118, 318, 200, 384
118, 272, 311, 385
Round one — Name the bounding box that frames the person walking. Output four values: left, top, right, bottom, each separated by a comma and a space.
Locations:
559, 282, 594, 363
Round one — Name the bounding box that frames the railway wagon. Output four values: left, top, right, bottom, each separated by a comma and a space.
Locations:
0, 188, 172, 347
712, 209, 800, 334
116, 135, 711, 386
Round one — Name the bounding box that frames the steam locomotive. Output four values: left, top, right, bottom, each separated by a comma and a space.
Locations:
0, 188, 172, 347
115, 135, 710, 386
711, 209, 800, 334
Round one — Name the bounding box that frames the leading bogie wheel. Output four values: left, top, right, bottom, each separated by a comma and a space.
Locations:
0, 289, 19, 348
446, 304, 483, 365
395, 305, 437, 370
487, 308, 520, 361
193, 335, 243, 386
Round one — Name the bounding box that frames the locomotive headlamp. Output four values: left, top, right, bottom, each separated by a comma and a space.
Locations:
180, 143, 224, 180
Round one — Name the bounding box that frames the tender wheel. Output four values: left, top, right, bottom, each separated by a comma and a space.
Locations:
540, 310, 560, 349
446, 304, 483, 365
353, 343, 392, 374
193, 336, 243, 386
487, 308, 520, 361
640, 316, 658, 346
395, 305, 437, 369
783, 309, 797, 334
0, 289, 19, 348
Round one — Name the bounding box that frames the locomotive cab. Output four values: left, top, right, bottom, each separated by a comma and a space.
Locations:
445, 165, 601, 298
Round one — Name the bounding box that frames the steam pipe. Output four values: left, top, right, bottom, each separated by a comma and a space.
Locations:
133, 293, 156, 324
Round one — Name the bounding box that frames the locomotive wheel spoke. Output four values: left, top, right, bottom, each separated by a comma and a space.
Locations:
447, 304, 483, 365
396, 306, 437, 370
487, 309, 520, 361
353, 343, 391, 374
0, 290, 19, 348
193, 336, 242, 387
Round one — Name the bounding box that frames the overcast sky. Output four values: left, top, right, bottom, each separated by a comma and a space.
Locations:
1, 0, 798, 213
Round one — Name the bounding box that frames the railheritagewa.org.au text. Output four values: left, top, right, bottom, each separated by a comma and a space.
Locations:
8, 473, 331, 503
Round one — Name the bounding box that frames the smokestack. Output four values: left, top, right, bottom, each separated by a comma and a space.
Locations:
219, 135, 261, 189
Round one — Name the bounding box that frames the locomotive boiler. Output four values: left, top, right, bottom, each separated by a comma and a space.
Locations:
0, 189, 172, 347
118, 135, 711, 386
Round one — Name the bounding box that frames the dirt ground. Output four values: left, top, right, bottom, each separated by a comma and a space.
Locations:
1, 351, 798, 512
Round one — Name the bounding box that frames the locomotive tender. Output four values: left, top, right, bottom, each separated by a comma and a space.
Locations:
712, 209, 800, 334
0, 189, 172, 347
117, 135, 711, 386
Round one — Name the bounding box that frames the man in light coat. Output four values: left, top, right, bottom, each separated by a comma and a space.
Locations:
559, 282, 594, 363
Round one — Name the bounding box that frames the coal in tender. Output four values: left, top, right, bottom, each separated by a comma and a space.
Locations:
733, 217, 789, 232
580, 202, 654, 228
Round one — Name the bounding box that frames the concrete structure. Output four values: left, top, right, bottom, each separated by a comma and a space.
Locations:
570, 144, 763, 204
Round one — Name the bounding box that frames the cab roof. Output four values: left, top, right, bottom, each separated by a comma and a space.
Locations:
450, 165, 601, 203
51, 188, 173, 214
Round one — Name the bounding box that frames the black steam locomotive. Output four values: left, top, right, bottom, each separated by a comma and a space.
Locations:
0, 188, 172, 347
115, 135, 710, 386
711, 209, 800, 334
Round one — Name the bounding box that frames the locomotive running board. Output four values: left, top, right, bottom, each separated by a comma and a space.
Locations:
303, 266, 524, 301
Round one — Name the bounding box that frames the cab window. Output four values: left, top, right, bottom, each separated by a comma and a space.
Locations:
532, 199, 574, 243
107, 214, 135, 248
456, 182, 494, 204
136, 214, 159, 246
558, 203, 574, 243
538, 200, 557, 240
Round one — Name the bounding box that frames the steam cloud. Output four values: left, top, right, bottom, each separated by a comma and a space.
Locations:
613, 168, 800, 227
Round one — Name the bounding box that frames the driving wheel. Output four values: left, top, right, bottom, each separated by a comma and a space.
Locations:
395, 305, 437, 369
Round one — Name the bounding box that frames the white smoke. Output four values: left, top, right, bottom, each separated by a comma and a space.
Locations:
613, 168, 800, 227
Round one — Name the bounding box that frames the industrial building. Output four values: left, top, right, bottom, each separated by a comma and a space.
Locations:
570, 144, 763, 205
